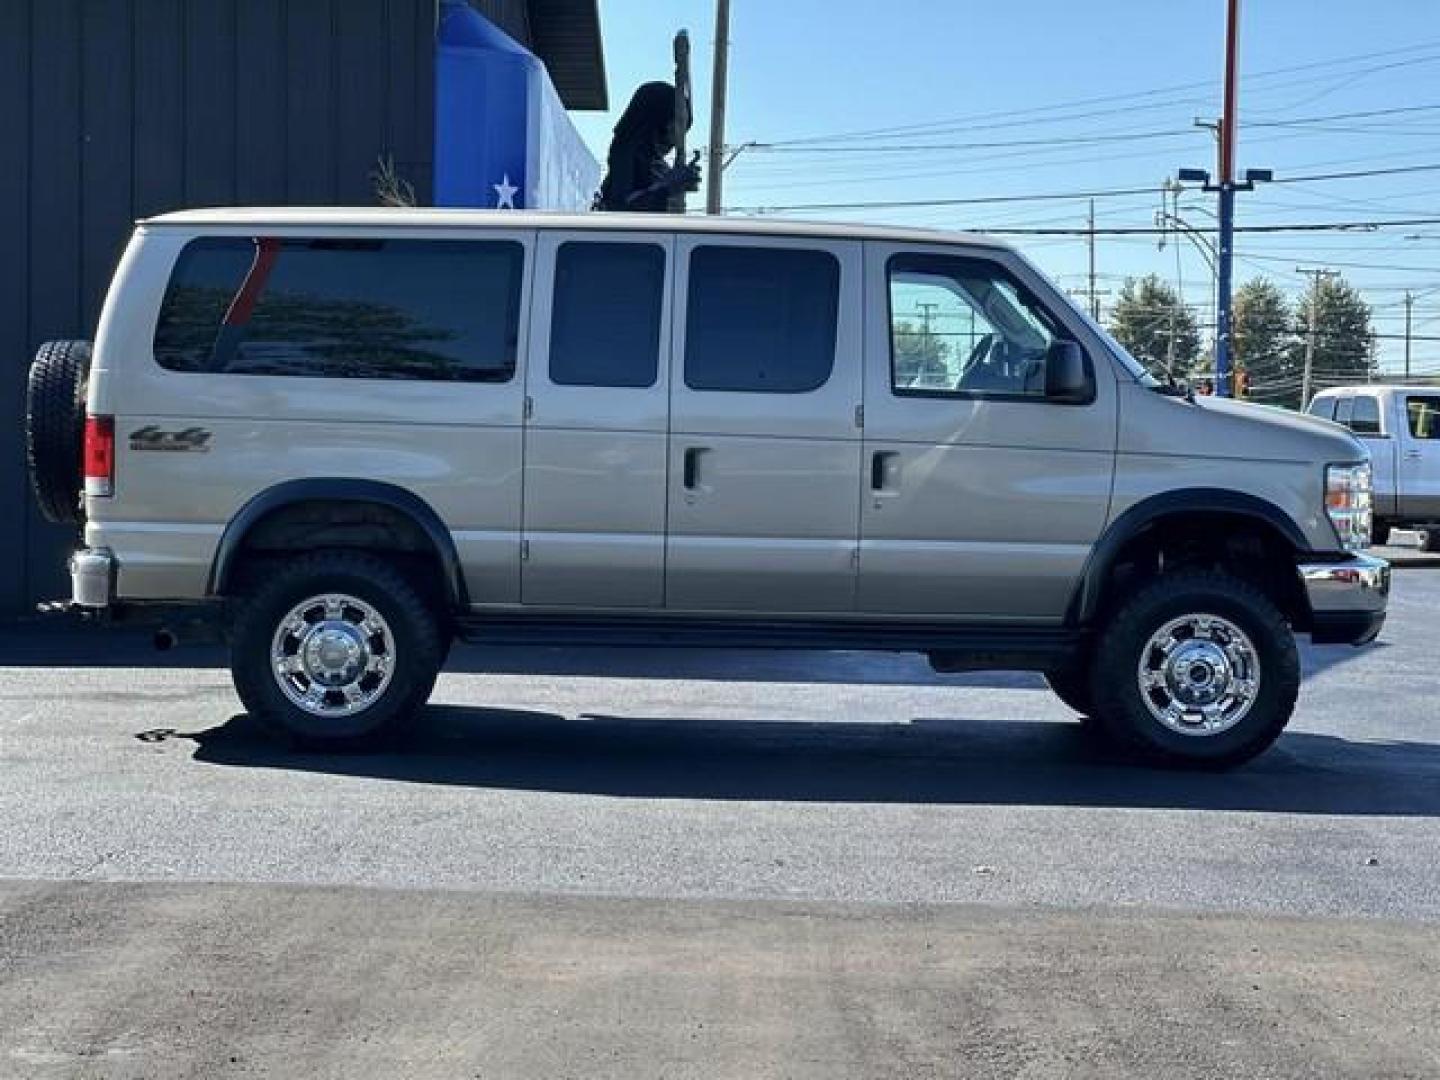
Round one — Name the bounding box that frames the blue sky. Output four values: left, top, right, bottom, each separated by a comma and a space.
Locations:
571, 0, 1440, 381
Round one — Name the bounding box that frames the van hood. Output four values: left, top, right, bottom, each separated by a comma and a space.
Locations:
1121, 385, 1368, 465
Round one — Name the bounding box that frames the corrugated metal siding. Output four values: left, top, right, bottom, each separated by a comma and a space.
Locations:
471, 0, 532, 43
1, 0, 439, 611
526, 0, 607, 110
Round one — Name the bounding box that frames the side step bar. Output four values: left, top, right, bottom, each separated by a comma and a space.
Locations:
455, 615, 1082, 672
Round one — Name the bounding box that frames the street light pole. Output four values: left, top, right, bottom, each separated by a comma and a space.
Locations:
1214, 0, 1241, 399
1177, 0, 1269, 398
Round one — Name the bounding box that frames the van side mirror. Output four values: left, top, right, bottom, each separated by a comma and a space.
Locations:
1044, 341, 1092, 404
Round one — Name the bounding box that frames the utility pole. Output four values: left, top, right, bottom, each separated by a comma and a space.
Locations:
1177, 0, 1270, 398
916, 301, 939, 339
705, 0, 731, 216
1405, 290, 1414, 380
1087, 199, 1099, 319
1298, 267, 1337, 409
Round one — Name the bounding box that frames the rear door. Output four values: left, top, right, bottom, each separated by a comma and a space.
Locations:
1401, 393, 1440, 520
521, 232, 673, 607
664, 235, 863, 613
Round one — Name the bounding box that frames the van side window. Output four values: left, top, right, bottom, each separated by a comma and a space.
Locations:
887, 254, 1057, 398
154, 237, 524, 382
1349, 395, 1382, 435
550, 242, 665, 388
1307, 397, 1337, 421
684, 246, 839, 393
1408, 396, 1440, 439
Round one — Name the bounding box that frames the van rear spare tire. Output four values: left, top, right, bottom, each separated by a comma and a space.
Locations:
26, 340, 92, 525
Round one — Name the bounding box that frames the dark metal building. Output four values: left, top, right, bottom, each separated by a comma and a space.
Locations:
0, 0, 606, 612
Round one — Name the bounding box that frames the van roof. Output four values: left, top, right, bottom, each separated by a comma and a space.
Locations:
140, 207, 1015, 251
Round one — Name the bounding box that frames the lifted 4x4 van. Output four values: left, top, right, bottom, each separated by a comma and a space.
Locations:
27, 209, 1389, 767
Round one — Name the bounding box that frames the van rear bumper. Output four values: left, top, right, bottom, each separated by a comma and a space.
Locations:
70, 547, 116, 609
1298, 554, 1389, 644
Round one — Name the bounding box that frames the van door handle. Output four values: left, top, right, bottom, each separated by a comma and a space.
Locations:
871, 451, 900, 492
1405, 449, 1423, 461
683, 447, 708, 490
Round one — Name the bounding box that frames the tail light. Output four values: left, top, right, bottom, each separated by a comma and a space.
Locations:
84, 415, 115, 497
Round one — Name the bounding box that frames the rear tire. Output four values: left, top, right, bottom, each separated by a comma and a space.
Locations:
230, 550, 444, 749
26, 340, 92, 525
1089, 570, 1300, 769
1420, 528, 1440, 554
1371, 522, 1391, 547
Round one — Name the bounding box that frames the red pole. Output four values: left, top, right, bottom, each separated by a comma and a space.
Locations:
1220, 0, 1240, 183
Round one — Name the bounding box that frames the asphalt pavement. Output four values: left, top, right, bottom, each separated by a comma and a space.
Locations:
2, 571, 1438, 1078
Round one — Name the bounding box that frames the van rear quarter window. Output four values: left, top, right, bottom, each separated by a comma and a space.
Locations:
153, 237, 524, 382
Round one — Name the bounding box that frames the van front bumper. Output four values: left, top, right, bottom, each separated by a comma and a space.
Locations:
1298, 553, 1390, 645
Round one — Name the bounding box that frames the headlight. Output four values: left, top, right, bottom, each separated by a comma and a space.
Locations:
1325, 462, 1372, 551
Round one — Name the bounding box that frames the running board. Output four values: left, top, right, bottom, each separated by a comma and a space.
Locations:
454, 614, 1081, 670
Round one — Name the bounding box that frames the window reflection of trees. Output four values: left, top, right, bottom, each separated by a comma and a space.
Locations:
157, 284, 501, 381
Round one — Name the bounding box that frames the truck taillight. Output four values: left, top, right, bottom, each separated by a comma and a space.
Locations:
83, 415, 114, 497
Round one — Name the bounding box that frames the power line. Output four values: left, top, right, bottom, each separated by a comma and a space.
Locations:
742, 104, 1440, 156
727, 165, 1440, 214
756, 41, 1440, 148
978, 218, 1440, 237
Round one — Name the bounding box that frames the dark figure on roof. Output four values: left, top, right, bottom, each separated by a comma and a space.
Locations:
596, 82, 702, 213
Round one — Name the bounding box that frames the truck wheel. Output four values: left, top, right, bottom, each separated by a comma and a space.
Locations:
1371, 522, 1391, 547
1090, 570, 1300, 769
230, 551, 444, 748
1420, 529, 1440, 554
26, 340, 92, 525
1043, 666, 1094, 717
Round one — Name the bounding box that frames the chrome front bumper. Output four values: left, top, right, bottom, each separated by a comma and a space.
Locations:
70, 548, 116, 609
1297, 553, 1390, 644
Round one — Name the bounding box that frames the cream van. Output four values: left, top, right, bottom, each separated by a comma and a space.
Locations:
26, 209, 1389, 766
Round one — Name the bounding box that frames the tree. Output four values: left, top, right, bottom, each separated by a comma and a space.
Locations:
1293, 274, 1374, 407
892, 318, 952, 388
1108, 275, 1201, 378
1232, 278, 1294, 405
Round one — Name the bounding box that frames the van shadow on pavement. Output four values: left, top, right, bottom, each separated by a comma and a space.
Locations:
144, 705, 1440, 818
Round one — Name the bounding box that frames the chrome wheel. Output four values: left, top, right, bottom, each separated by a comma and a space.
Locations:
1136, 613, 1261, 737
270, 594, 395, 718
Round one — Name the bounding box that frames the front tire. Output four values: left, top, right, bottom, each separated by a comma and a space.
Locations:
1090, 570, 1300, 769
230, 551, 444, 748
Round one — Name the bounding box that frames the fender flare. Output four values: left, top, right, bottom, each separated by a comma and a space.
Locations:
207, 478, 468, 607
1067, 488, 1312, 626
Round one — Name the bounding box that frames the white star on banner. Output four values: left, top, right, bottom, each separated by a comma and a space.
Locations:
493, 174, 519, 210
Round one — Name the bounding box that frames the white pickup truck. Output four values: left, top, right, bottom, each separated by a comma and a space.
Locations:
1309, 385, 1440, 550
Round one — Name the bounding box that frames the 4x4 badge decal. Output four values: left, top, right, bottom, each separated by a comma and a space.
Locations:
129, 426, 213, 453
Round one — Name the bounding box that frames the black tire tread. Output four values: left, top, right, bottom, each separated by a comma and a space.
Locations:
26, 340, 92, 525
1089, 569, 1300, 769
1044, 666, 1094, 717
230, 550, 444, 748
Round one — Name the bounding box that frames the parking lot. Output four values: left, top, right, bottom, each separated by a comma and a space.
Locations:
1, 569, 1438, 1078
